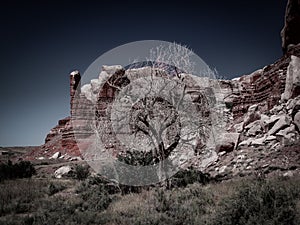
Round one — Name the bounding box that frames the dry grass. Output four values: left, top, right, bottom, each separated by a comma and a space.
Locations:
0, 175, 299, 225
0, 179, 46, 216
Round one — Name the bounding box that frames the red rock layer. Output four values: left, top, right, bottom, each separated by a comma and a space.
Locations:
227, 45, 300, 119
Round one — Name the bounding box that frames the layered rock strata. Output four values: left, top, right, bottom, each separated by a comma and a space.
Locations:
35, 44, 300, 167
223, 44, 300, 119
28, 0, 300, 179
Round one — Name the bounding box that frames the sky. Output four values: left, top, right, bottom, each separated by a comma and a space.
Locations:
0, 0, 288, 146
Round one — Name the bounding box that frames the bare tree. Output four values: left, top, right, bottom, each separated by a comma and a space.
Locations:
80, 42, 218, 185
109, 43, 213, 165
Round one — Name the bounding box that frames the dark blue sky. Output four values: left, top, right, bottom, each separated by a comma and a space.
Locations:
0, 0, 287, 146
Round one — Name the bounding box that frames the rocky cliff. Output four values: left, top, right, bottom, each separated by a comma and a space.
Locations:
26, 0, 300, 179
281, 0, 300, 53
223, 45, 300, 119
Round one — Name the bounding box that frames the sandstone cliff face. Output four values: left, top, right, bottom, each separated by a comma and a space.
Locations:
281, 0, 300, 53
28, 0, 300, 178
282, 55, 300, 100
32, 44, 300, 166
223, 44, 300, 120
34, 43, 300, 170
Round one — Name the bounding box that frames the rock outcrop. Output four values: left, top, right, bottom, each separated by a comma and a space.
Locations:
281, 0, 300, 53
26, 0, 300, 180
33, 44, 300, 176
54, 166, 73, 179
223, 44, 300, 119
28, 42, 300, 177
282, 55, 300, 100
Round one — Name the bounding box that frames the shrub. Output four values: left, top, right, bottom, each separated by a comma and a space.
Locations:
34, 180, 115, 224
118, 151, 212, 192
0, 179, 46, 217
168, 167, 212, 188
153, 184, 214, 224
75, 178, 114, 212
74, 164, 90, 180
117, 150, 157, 166
48, 182, 66, 196
212, 179, 300, 225
0, 160, 36, 181
81, 185, 113, 211
102, 183, 214, 225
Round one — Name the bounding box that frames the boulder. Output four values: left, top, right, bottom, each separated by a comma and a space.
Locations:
283, 171, 294, 177
238, 139, 253, 147
54, 166, 73, 178
59, 154, 67, 159
281, 56, 300, 100
268, 115, 291, 135
216, 133, 240, 153
260, 115, 270, 132
244, 110, 261, 127
50, 152, 61, 159
218, 165, 228, 176
292, 101, 300, 119
282, 133, 297, 146
197, 149, 218, 170
70, 156, 83, 161
266, 115, 281, 125
260, 114, 270, 122
293, 111, 300, 131
245, 120, 263, 136
216, 142, 234, 153
218, 151, 227, 157
270, 105, 284, 114
276, 124, 296, 138
248, 104, 258, 113
251, 137, 265, 146
286, 98, 297, 110
233, 122, 244, 133
265, 135, 277, 142
270, 142, 280, 150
